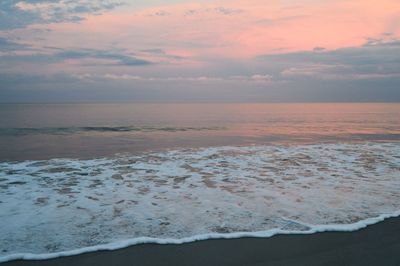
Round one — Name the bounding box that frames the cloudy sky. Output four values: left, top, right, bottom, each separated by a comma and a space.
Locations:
0, 0, 399, 102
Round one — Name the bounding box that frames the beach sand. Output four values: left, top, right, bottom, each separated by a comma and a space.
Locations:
3, 217, 400, 266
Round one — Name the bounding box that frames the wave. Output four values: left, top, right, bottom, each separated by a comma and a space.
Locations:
1, 210, 399, 263
1, 142, 399, 261
0, 126, 225, 136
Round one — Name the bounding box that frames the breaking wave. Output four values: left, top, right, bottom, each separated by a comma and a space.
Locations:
1, 142, 400, 262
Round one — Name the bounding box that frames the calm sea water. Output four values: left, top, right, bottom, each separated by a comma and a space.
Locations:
1, 103, 400, 260
0, 103, 399, 160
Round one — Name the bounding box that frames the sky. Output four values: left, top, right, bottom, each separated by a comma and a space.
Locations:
0, 0, 400, 102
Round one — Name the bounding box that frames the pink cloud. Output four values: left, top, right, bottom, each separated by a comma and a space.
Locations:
28, 0, 400, 61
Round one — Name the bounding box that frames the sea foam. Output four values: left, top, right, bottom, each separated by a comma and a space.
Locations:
0, 142, 400, 262
1, 211, 400, 263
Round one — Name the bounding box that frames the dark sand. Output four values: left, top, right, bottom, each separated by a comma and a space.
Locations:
3, 217, 400, 266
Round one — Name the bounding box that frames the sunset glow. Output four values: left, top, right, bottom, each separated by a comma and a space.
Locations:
1, 0, 399, 102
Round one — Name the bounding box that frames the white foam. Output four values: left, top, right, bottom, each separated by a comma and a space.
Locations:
1, 142, 400, 262
1, 210, 399, 263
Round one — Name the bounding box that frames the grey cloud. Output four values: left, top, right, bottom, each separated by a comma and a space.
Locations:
258, 40, 400, 81
147, 10, 170, 17
1, 38, 399, 103
0, 72, 79, 85
256, 15, 308, 25
0, 0, 123, 30
214, 7, 243, 15
57, 49, 153, 66
0, 48, 153, 66
141, 49, 165, 54
259, 41, 400, 65
22, 0, 59, 3
73, 73, 273, 83
0, 2, 39, 30
184, 6, 243, 16
1, 71, 399, 103
312, 47, 325, 52
140, 48, 185, 60
281, 64, 400, 81
184, 9, 198, 16
0, 37, 30, 51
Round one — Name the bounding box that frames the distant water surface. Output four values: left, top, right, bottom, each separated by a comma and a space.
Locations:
0, 103, 399, 160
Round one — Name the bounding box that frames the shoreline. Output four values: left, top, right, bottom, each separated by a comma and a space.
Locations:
2, 217, 400, 266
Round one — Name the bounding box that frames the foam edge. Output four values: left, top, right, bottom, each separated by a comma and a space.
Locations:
1, 210, 400, 263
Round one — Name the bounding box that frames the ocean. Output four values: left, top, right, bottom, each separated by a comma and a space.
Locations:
0, 103, 400, 261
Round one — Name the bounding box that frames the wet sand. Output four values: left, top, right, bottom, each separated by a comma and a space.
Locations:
3, 217, 400, 266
